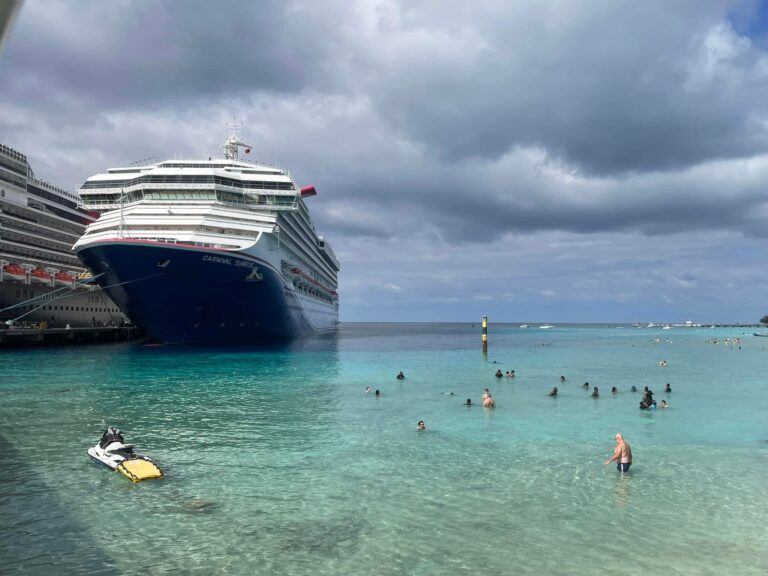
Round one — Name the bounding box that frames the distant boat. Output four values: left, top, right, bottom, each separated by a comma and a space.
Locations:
662, 325, 671, 330
753, 333, 768, 337
647, 322, 656, 328
519, 324, 529, 328
539, 325, 554, 329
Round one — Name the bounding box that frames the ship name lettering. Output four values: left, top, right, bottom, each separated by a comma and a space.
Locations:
202, 255, 233, 265
234, 260, 254, 269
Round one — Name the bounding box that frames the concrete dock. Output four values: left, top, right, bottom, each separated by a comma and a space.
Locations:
0, 326, 138, 346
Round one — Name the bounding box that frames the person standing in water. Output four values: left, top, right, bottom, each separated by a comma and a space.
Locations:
605, 433, 632, 473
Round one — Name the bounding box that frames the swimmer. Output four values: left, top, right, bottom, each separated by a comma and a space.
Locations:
591, 386, 600, 398
611, 386, 618, 395
560, 375, 566, 382
630, 385, 638, 393
464, 398, 472, 406
505, 371, 511, 377
659, 360, 667, 368
495, 369, 503, 378
417, 420, 427, 431
548, 387, 558, 397
665, 383, 672, 393
396, 371, 405, 380
639, 400, 649, 409
582, 382, 590, 389
483, 395, 496, 408
482, 388, 491, 402
365, 386, 372, 393
375, 389, 381, 397
659, 400, 669, 408
642, 388, 654, 406
605, 433, 632, 473
510, 370, 516, 378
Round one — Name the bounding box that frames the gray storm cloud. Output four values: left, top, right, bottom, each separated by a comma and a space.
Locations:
1, 0, 767, 320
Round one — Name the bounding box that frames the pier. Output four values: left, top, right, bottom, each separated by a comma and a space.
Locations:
0, 325, 138, 347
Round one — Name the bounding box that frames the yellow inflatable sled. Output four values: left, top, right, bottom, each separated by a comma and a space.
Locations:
117, 457, 164, 483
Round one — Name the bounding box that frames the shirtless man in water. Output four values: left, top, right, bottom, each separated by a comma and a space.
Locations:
605, 433, 632, 472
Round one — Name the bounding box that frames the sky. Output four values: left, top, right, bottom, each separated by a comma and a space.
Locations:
1, 0, 768, 324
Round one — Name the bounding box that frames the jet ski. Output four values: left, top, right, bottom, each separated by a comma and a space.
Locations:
88, 427, 164, 482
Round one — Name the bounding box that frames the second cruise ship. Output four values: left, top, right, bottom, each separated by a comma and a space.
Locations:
73, 132, 340, 344
0, 143, 128, 328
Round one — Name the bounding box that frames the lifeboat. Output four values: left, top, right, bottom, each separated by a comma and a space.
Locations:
2, 263, 27, 282
54, 271, 75, 287
30, 268, 52, 285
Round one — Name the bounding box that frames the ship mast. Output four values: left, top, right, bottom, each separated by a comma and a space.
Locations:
223, 122, 253, 161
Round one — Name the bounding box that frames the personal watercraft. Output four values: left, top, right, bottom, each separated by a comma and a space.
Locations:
88, 427, 164, 482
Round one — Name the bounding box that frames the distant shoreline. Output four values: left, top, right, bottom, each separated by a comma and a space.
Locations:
337, 321, 764, 327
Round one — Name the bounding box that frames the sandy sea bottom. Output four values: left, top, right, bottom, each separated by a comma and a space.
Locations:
1, 323, 767, 575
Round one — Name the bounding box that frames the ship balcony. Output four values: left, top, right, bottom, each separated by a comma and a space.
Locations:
79, 184, 299, 212
74, 227, 260, 251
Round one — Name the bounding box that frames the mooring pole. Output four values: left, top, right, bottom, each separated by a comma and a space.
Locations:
482, 315, 488, 353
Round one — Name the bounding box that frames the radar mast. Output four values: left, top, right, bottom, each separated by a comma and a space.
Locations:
224, 122, 253, 161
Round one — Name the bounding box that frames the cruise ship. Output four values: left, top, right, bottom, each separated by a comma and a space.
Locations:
0, 143, 129, 328
73, 132, 340, 344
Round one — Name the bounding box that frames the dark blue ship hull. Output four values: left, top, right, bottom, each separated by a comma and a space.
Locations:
76, 240, 330, 344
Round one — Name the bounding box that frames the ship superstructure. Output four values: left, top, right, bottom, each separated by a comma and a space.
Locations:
0, 143, 128, 327
73, 132, 340, 344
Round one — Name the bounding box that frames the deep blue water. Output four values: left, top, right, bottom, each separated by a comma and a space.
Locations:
1, 323, 767, 575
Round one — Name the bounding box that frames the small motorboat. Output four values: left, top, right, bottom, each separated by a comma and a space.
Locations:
753, 333, 768, 337
88, 427, 164, 482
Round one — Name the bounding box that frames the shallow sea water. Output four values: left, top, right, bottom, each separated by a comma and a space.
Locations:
1, 323, 767, 575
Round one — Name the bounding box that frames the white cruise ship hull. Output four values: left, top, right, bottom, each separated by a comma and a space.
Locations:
75, 239, 338, 344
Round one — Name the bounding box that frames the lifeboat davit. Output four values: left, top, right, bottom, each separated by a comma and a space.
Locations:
2, 263, 27, 282
30, 268, 52, 285
55, 271, 75, 286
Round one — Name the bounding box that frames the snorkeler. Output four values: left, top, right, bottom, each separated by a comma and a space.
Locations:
548, 387, 558, 397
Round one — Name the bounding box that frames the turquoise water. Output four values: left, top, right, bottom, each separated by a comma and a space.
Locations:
1, 323, 767, 575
